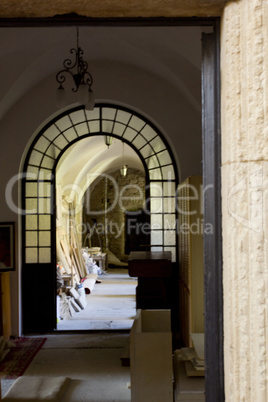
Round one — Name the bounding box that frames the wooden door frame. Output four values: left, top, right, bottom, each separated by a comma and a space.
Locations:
0, 16, 223, 401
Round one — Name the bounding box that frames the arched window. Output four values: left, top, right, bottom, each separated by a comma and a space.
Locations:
22, 103, 179, 266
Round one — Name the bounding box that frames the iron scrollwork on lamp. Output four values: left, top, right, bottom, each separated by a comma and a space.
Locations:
56, 27, 94, 110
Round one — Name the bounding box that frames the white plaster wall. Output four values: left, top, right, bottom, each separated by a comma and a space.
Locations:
221, 0, 268, 400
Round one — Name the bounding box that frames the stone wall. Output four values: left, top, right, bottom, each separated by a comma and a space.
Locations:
83, 168, 145, 260
221, 1, 268, 400
0, 0, 227, 18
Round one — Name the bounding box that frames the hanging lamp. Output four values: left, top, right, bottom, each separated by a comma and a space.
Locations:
56, 27, 94, 110
120, 142, 128, 177
105, 136, 113, 148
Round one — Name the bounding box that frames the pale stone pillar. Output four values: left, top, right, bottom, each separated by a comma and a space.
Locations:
221, 0, 268, 400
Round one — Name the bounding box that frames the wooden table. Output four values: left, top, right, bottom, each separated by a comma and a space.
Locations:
128, 251, 172, 309
90, 253, 107, 271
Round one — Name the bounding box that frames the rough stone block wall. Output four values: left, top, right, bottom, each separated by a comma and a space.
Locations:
221, 0, 268, 400
83, 168, 145, 260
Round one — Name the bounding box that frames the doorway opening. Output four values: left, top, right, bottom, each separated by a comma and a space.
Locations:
10, 20, 223, 399
55, 133, 147, 330
22, 102, 178, 331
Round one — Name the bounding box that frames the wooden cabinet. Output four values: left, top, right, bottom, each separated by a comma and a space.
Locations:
178, 176, 204, 346
128, 251, 172, 309
0, 272, 12, 339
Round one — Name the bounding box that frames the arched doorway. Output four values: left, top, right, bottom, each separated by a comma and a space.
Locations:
21, 102, 179, 333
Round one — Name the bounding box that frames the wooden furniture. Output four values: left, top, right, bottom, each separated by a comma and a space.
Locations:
178, 176, 204, 347
91, 253, 107, 271
130, 309, 173, 402
128, 251, 172, 309
0, 272, 12, 340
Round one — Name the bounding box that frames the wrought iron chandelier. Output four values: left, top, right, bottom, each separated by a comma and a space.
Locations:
56, 28, 94, 110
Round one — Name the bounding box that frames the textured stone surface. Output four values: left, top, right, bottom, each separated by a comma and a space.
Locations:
221, 0, 268, 165
222, 161, 268, 400
221, 0, 268, 400
0, 0, 226, 18
84, 168, 145, 260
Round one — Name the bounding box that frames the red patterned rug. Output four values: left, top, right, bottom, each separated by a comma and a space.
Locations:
0, 337, 47, 379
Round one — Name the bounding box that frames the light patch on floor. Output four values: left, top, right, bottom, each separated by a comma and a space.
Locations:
57, 269, 137, 331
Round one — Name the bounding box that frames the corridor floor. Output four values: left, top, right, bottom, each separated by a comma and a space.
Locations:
1, 332, 132, 401
57, 268, 137, 331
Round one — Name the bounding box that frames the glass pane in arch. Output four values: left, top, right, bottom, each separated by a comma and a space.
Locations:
26, 248, 38, 264
102, 120, 113, 133
25, 182, 38, 197
62, 127, 77, 143
157, 149, 172, 165
123, 127, 137, 142
76, 122, 89, 137
85, 107, 100, 121
151, 230, 163, 245
164, 181, 176, 196
132, 134, 147, 149
129, 115, 146, 131
102, 107, 116, 120
164, 214, 176, 229
151, 214, 162, 228
116, 109, 132, 125
140, 144, 154, 159
26, 231, 38, 246
149, 168, 162, 180
46, 144, 61, 159
69, 109, 86, 124
150, 198, 163, 213
162, 165, 175, 180
150, 182, 163, 197
27, 165, 39, 176
29, 150, 43, 166
44, 125, 61, 142
140, 125, 157, 142
34, 137, 51, 153
53, 135, 68, 149
164, 230, 176, 245
88, 120, 100, 133
150, 137, 166, 153
56, 115, 73, 131
146, 155, 160, 169
41, 156, 54, 170
113, 122, 126, 137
